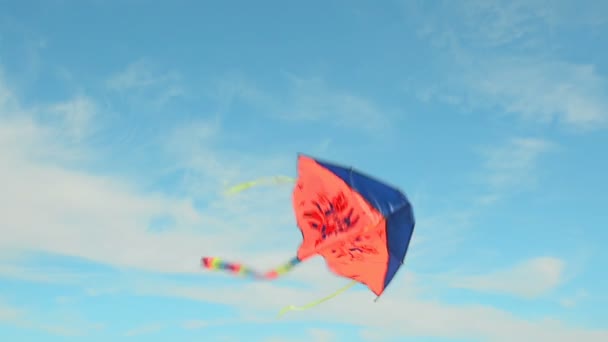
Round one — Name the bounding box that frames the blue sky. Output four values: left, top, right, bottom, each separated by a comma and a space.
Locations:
0, 0, 607, 341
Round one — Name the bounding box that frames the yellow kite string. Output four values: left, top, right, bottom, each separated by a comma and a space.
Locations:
224, 176, 360, 316
277, 280, 358, 318
224, 175, 295, 195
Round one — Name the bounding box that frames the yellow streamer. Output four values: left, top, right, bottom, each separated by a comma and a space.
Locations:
225, 176, 295, 195
277, 280, 358, 317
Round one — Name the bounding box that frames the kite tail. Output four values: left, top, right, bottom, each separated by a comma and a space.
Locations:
277, 280, 358, 317
216, 176, 356, 316
200, 256, 301, 280
205, 177, 300, 279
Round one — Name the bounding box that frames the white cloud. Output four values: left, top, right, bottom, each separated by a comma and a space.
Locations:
0, 264, 98, 285
1, 68, 606, 341
559, 289, 589, 308
467, 60, 608, 130
413, 0, 556, 49
0, 77, 94, 163
409, 3, 536, 62
0, 150, 207, 273
479, 137, 553, 189
408, 1, 608, 131
211, 73, 391, 133
307, 328, 336, 342
106, 60, 179, 91
447, 257, 565, 298
0, 299, 102, 337
0, 73, 291, 276
416, 59, 608, 131
106, 59, 185, 106
137, 271, 607, 342
162, 117, 297, 205
412, 0, 606, 50
0, 301, 22, 322
124, 323, 163, 336
181, 319, 209, 330
265, 328, 337, 342
48, 95, 96, 141
461, 0, 556, 46
0, 72, 16, 110
282, 74, 390, 130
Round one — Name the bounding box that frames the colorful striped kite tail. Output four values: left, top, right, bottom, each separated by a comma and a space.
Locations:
200, 256, 302, 280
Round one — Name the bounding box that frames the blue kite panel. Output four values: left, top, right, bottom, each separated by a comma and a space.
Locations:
314, 157, 408, 217
383, 204, 415, 289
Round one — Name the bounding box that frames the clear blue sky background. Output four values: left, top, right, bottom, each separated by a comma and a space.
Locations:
1, 1, 607, 341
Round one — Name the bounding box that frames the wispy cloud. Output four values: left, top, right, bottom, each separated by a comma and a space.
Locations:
0, 70, 300, 277
408, 1, 608, 131
0, 17, 48, 85
465, 59, 608, 130
0, 299, 103, 337
446, 256, 565, 298
47, 95, 97, 141
0, 300, 21, 322
265, 328, 337, 342
106, 59, 180, 91
106, 59, 185, 106
412, 58, 608, 131
1, 3, 605, 341
559, 289, 589, 308
478, 137, 553, 190
280, 74, 390, 130
181, 319, 210, 330
456, 0, 557, 47
412, 0, 606, 50
3, 72, 601, 340
306, 328, 336, 342
0, 264, 99, 285
211, 73, 392, 133
124, 323, 163, 336
136, 271, 607, 342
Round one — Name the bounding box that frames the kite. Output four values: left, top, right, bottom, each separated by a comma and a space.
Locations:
201, 154, 415, 315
